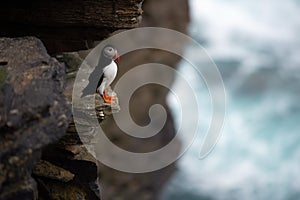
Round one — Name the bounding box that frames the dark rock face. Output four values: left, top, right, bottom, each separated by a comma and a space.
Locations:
0, 37, 71, 200
0, 0, 143, 53
36, 138, 101, 200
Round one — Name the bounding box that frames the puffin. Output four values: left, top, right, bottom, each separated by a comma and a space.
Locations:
81, 45, 120, 103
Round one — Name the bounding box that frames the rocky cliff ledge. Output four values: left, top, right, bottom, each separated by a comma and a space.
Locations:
0, 0, 189, 199
0, 0, 143, 53
96, 0, 190, 199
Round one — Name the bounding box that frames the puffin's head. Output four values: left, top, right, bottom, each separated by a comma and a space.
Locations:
102, 45, 120, 63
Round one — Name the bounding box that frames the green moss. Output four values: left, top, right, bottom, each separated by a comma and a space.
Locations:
0, 68, 8, 86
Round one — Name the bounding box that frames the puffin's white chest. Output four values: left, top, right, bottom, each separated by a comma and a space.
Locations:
103, 61, 118, 85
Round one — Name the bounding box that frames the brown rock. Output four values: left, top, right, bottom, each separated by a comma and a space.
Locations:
0, 0, 143, 53
33, 160, 75, 182
0, 37, 71, 200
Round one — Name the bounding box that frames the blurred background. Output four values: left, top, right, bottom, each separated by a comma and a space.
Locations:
162, 0, 300, 199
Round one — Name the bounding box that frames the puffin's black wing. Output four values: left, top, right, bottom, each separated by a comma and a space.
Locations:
81, 65, 104, 97
81, 55, 111, 97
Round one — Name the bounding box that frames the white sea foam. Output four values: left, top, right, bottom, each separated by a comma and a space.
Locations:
163, 0, 300, 199
190, 0, 300, 70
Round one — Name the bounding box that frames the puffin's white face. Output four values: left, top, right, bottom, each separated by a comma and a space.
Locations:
103, 46, 118, 60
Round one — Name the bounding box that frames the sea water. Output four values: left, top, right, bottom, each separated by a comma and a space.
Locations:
162, 0, 300, 199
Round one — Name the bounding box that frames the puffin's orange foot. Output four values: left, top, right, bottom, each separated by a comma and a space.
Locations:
103, 90, 113, 104
103, 96, 112, 103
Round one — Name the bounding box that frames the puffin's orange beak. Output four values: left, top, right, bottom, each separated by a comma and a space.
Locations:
115, 50, 120, 63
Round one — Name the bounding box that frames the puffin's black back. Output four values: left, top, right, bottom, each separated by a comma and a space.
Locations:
81, 47, 112, 97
